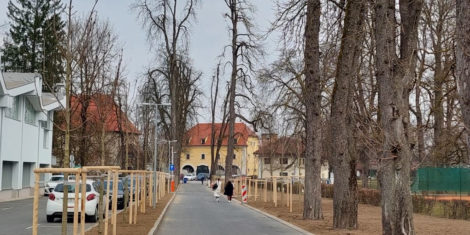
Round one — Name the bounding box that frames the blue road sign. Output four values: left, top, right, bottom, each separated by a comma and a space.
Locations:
170, 164, 174, 171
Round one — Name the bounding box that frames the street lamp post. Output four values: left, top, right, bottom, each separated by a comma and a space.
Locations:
139, 102, 170, 208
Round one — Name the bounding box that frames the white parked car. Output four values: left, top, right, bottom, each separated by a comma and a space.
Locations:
44, 175, 78, 195
184, 173, 196, 181
44, 175, 65, 195
46, 180, 100, 222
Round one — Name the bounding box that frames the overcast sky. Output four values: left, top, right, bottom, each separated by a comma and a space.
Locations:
0, 0, 280, 123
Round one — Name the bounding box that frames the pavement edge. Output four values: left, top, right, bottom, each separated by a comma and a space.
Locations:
147, 186, 179, 235
232, 198, 315, 235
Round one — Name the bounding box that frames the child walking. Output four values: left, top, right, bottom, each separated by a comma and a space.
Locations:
212, 178, 222, 202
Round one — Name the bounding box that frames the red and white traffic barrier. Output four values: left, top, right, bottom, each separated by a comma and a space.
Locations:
242, 185, 247, 203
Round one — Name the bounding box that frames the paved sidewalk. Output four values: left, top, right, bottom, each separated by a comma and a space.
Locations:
155, 181, 306, 235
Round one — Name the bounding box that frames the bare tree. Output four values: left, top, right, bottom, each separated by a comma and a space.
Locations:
329, 0, 366, 229
222, 0, 263, 182
302, 0, 323, 220
374, 0, 423, 234
135, 0, 200, 183
210, 64, 230, 179
453, 0, 470, 163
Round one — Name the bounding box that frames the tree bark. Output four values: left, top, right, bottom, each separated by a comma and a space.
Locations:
329, 0, 365, 229
456, 0, 470, 164
225, 0, 238, 182
374, 0, 422, 234
303, 0, 322, 220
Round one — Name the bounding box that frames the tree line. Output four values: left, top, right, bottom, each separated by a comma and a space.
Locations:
3, 0, 470, 234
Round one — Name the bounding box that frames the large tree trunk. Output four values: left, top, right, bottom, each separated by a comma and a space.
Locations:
225, 0, 238, 182
374, 0, 422, 234
329, 0, 365, 229
456, 0, 470, 164
303, 0, 322, 220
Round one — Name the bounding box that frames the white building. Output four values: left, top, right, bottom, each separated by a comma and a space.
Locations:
0, 72, 63, 201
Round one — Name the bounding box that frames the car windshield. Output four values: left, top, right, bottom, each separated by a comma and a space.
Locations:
50, 176, 63, 181
54, 183, 92, 193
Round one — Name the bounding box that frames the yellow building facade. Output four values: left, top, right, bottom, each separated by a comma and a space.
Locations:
180, 123, 260, 177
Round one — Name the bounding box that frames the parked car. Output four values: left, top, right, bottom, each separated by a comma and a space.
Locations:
46, 180, 99, 223
44, 175, 78, 195
184, 173, 196, 181
44, 175, 64, 196
94, 180, 127, 210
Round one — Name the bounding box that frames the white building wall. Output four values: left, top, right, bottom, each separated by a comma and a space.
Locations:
0, 96, 54, 193
1, 114, 22, 162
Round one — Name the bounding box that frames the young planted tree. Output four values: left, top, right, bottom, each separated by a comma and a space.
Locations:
374, 0, 423, 234
329, 0, 366, 229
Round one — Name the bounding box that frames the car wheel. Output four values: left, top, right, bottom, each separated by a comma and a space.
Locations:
46, 215, 54, 223
86, 207, 98, 223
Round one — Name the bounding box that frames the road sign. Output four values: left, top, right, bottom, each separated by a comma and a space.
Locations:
170, 164, 174, 171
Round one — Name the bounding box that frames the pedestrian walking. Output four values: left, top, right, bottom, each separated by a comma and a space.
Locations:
201, 176, 204, 185
224, 180, 234, 203
212, 178, 222, 202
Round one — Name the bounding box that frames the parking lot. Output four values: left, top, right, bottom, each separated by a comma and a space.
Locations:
0, 196, 97, 235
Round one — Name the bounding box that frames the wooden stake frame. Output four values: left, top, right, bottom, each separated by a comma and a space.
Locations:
32, 168, 87, 235
82, 166, 120, 235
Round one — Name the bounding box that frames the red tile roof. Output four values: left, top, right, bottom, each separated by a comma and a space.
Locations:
254, 136, 304, 157
69, 94, 139, 134
184, 123, 257, 147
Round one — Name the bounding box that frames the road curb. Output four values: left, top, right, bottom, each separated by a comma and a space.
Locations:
232, 198, 315, 235
147, 186, 179, 235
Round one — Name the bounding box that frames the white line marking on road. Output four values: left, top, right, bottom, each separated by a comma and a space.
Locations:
25, 225, 37, 230
25, 224, 63, 230
1, 207, 10, 210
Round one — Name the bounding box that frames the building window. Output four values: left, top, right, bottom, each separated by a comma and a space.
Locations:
234, 138, 238, 144
280, 158, 288, 164
43, 129, 49, 149
201, 154, 205, 160
216, 154, 220, 160
264, 158, 270, 164
280, 172, 288, 176
186, 154, 190, 160
201, 138, 206, 144
233, 154, 236, 159
24, 99, 36, 125
300, 158, 305, 165
5, 97, 20, 120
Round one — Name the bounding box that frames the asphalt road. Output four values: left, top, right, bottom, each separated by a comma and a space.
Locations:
155, 181, 306, 235
0, 196, 96, 235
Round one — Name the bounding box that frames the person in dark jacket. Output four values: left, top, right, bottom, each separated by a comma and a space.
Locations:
224, 180, 234, 202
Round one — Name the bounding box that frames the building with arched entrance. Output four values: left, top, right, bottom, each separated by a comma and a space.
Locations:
180, 123, 260, 178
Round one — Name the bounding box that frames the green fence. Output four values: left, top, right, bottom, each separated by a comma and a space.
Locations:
411, 167, 470, 193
